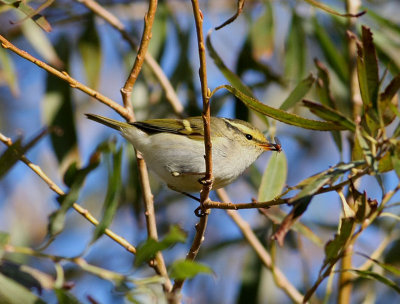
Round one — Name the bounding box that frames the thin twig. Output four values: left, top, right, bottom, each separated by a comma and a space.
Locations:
171, 0, 211, 296
75, 0, 184, 117
216, 189, 305, 303
110, 0, 171, 292
120, 0, 158, 119
0, 35, 129, 120
0, 132, 137, 255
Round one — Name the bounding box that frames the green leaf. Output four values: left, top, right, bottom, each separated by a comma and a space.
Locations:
324, 218, 354, 264
1, 0, 52, 32
292, 161, 365, 202
48, 152, 101, 237
0, 232, 10, 258
0, 129, 48, 179
302, 100, 356, 131
249, 2, 274, 60
206, 33, 253, 97
304, 0, 364, 17
78, 14, 102, 90
169, 259, 213, 280
279, 74, 315, 111
356, 26, 380, 111
357, 252, 400, 276
285, 13, 306, 80
219, 85, 346, 131
260, 208, 323, 246
258, 152, 287, 201
91, 147, 123, 243
55, 289, 82, 304
312, 18, 348, 83
354, 127, 374, 167
346, 269, 400, 294
0, 46, 19, 96
0, 273, 45, 304
43, 37, 78, 165
135, 226, 187, 266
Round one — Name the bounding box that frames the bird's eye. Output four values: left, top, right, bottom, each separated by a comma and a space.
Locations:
245, 134, 253, 140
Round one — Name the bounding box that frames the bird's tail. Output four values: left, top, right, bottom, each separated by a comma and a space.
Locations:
85, 113, 130, 131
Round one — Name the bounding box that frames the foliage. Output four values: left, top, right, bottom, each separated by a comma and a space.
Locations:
0, 0, 400, 303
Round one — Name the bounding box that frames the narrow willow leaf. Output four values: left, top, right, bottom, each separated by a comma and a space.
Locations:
272, 196, 312, 246
0, 46, 19, 96
1, 0, 52, 32
258, 152, 287, 201
302, 100, 356, 131
219, 85, 346, 131
357, 252, 400, 276
206, 33, 253, 97
43, 37, 78, 165
169, 260, 213, 280
55, 289, 82, 304
313, 18, 348, 83
324, 218, 354, 264
260, 208, 323, 246
0, 232, 9, 258
285, 13, 306, 80
48, 153, 101, 237
355, 127, 374, 167
0, 129, 48, 179
0, 273, 45, 304
292, 161, 365, 202
249, 2, 274, 60
279, 74, 315, 111
91, 147, 123, 243
361, 26, 380, 111
304, 0, 364, 17
135, 226, 187, 266
347, 269, 400, 294
20, 17, 61, 67
78, 14, 102, 90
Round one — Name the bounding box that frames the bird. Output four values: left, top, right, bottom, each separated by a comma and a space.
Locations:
86, 114, 281, 192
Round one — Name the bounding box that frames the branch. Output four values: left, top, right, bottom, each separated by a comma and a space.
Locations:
76, 0, 184, 117
0, 35, 129, 120
171, 0, 211, 296
0, 132, 136, 255
217, 189, 305, 303
120, 0, 158, 119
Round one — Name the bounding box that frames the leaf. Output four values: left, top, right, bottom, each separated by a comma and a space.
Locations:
206, 33, 253, 97
20, 16, 61, 67
0, 232, 10, 258
279, 74, 315, 111
135, 226, 187, 266
249, 2, 274, 60
91, 147, 123, 243
302, 100, 356, 131
258, 152, 287, 201
304, 0, 365, 17
354, 127, 374, 167
285, 13, 306, 80
292, 161, 365, 202
0, 273, 45, 304
324, 218, 354, 264
357, 252, 400, 276
219, 85, 346, 131
259, 208, 323, 247
48, 152, 101, 237
55, 289, 82, 304
42, 37, 78, 165
355, 26, 380, 111
346, 269, 400, 294
271, 196, 312, 246
78, 14, 102, 90
313, 18, 348, 83
169, 260, 213, 280
0, 129, 48, 179
0, 46, 19, 96
1, 0, 52, 32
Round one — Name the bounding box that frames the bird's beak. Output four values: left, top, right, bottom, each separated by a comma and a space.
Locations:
258, 142, 282, 152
